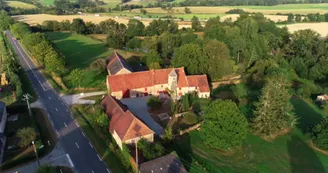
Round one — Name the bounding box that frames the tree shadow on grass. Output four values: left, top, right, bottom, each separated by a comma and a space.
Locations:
291, 97, 324, 133
288, 135, 326, 173
173, 134, 193, 172
46, 32, 112, 69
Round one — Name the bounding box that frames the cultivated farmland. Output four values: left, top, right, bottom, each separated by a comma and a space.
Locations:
12, 14, 150, 26
279, 23, 328, 37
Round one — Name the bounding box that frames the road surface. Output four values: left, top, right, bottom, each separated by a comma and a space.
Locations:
5, 31, 111, 173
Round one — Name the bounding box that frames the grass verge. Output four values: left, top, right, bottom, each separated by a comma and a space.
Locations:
71, 106, 129, 173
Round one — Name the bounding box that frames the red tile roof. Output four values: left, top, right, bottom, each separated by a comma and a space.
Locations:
101, 96, 154, 141
187, 75, 210, 92
107, 67, 209, 93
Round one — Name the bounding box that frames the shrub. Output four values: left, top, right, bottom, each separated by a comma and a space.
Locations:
147, 96, 162, 110
17, 127, 37, 148
182, 112, 198, 125
138, 139, 165, 161
225, 9, 247, 14
311, 118, 328, 150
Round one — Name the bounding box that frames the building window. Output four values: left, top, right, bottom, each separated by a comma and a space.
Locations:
179, 87, 181, 90
145, 88, 147, 91
195, 87, 198, 89
161, 85, 163, 88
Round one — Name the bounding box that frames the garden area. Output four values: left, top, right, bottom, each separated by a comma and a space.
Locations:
1, 107, 56, 171
174, 97, 328, 173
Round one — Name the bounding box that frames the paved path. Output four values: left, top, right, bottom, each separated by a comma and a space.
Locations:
121, 96, 165, 136
61, 91, 106, 105
5, 31, 111, 173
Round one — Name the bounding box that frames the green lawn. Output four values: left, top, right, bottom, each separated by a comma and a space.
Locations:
175, 97, 328, 173
6, 1, 38, 9
46, 32, 113, 69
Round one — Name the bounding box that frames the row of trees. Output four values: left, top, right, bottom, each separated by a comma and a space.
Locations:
178, 0, 328, 6
287, 13, 328, 23
10, 22, 65, 75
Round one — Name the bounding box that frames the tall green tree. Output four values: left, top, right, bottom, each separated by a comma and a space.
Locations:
172, 43, 207, 75
44, 51, 65, 74
203, 40, 234, 80
0, 11, 13, 31
11, 22, 31, 39
252, 76, 296, 138
126, 19, 145, 38
159, 32, 181, 57
191, 16, 203, 31
201, 100, 248, 150
141, 49, 161, 69
17, 127, 37, 148
71, 18, 86, 34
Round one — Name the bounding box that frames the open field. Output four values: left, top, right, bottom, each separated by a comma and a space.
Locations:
134, 4, 328, 15
12, 14, 150, 26
6, 1, 37, 9
280, 22, 328, 37
46, 32, 113, 69
175, 97, 328, 173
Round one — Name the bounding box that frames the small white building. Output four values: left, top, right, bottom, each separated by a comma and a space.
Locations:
317, 94, 328, 102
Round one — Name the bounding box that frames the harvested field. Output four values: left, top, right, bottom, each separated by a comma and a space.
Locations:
134, 4, 328, 15
6, 1, 37, 9
12, 14, 150, 26
279, 22, 328, 37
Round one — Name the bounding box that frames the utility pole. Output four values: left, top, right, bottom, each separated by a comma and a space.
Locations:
135, 139, 138, 173
32, 141, 40, 167
22, 93, 32, 117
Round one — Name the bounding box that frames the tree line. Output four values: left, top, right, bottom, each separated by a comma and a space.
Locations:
10, 22, 65, 75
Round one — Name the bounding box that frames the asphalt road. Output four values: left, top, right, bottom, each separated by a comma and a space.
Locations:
5, 31, 111, 173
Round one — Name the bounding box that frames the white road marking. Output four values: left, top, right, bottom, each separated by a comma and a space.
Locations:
106, 168, 110, 173
75, 142, 80, 148
66, 108, 69, 112
55, 108, 58, 112
70, 114, 73, 119
97, 154, 102, 161
51, 121, 54, 126
56, 131, 59, 137
89, 142, 93, 148
66, 154, 74, 167
48, 97, 51, 100
82, 132, 86, 137
64, 122, 67, 127
92, 171, 94, 173
75, 122, 79, 127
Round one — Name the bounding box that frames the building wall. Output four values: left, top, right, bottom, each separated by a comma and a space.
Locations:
198, 92, 210, 98
112, 91, 123, 99
112, 130, 123, 149
124, 133, 154, 145
0, 108, 7, 133
117, 68, 131, 75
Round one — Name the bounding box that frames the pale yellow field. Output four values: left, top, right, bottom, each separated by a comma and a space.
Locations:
12, 14, 151, 26
279, 23, 328, 36
132, 5, 328, 15
6, 1, 37, 9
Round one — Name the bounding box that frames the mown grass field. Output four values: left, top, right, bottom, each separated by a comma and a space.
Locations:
133, 4, 328, 15
175, 97, 328, 173
6, 1, 37, 9
46, 32, 113, 69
